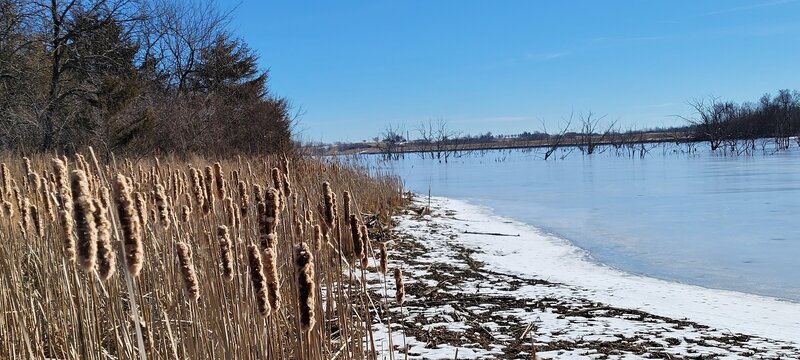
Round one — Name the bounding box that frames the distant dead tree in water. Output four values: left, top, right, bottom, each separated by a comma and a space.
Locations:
416, 118, 461, 162
377, 123, 405, 160
577, 112, 617, 155
540, 115, 572, 160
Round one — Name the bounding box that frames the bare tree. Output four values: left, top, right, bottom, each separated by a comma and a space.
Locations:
376, 123, 405, 159
540, 114, 572, 160
577, 111, 616, 155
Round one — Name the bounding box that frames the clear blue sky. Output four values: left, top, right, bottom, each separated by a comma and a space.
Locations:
219, 0, 800, 143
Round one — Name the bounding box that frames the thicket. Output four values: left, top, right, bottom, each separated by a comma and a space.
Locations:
0, 0, 293, 156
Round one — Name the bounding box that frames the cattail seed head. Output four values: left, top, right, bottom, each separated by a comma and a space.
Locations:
154, 184, 171, 229
2, 200, 12, 217
0, 163, 11, 199
271, 168, 282, 199
295, 242, 315, 331
176, 242, 200, 302
322, 182, 335, 229
213, 162, 226, 199
312, 225, 323, 251
237, 180, 249, 215
379, 242, 388, 274
190, 167, 205, 211
343, 191, 351, 223
247, 245, 270, 316
181, 205, 192, 222
263, 247, 281, 311
29, 202, 43, 237
253, 184, 263, 204
114, 174, 143, 277
134, 192, 148, 227
350, 214, 363, 259
217, 226, 234, 280
202, 166, 215, 214
394, 268, 405, 304
52, 159, 75, 261
93, 199, 115, 281
71, 170, 97, 272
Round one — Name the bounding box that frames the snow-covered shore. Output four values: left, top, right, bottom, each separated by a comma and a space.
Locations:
368, 195, 800, 359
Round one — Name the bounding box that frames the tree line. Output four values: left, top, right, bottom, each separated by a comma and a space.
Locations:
0, 0, 293, 156
365, 89, 800, 160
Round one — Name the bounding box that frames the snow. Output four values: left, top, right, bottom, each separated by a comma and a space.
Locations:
420, 196, 800, 344
366, 195, 800, 359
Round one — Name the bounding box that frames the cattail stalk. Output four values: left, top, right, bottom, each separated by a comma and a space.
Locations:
218, 226, 234, 280
394, 268, 405, 304
115, 174, 143, 277
176, 242, 200, 302
295, 242, 316, 331
263, 247, 281, 311
71, 170, 97, 272
94, 199, 115, 281
247, 245, 270, 316
53, 159, 75, 261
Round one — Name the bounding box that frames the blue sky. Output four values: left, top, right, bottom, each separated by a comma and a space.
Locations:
219, 0, 800, 143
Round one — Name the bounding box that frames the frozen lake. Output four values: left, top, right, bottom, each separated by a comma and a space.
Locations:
362, 144, 800, 302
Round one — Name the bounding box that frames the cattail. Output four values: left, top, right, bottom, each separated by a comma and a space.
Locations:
238, 180, 249, 215
322, 182, 335, 229
359, 224, 370, 258
213, 162, 226, 199
271, 168, 282, 199
295, 242, 315, 331
134, 192, 148, 227
2, 200, 12, 217
29, 202, 43, 237
154, 184, 171, 228
217, 226, 234, 280
0, 163, 11, 199
180, 205, 192, 222
98, 186, 111, 211
378, 242, 388, 274
257, 202, 277, 250
115, 174, 143, 277
203, 166, 215, 214
52, 158, 75, 261
224, 197, 236, 227
280, 155, 290, 178
247, 245, 270, 316
343, 191, 352, 224
27, 172, 41, 193
94, 199, 115, 281
189, 167, 205, 211
265, 188, 280, 230
394, 268, 405, 304
263, 247, 281, 311
253, 184, 263, 204
232, 169, 240, 186
350, 214, 363, 259
176, 242, 200, 302
312, 225, 323, 251
293, 216, 304, 239
20, 198, 30, 232
282, 173, 292, 199
71, 170, 97, 272
22, 157, 32, 176
41, 179, 56, 223
170, 170, 180, 200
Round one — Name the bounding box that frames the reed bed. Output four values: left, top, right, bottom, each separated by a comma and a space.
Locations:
0, 151, 406, 359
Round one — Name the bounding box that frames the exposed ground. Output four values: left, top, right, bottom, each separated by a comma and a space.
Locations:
364, 197, 800, 359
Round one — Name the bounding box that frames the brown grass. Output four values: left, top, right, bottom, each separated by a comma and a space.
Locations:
0, 151, 405, 359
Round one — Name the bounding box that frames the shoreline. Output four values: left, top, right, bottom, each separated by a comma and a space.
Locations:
369, 195, 800, 358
